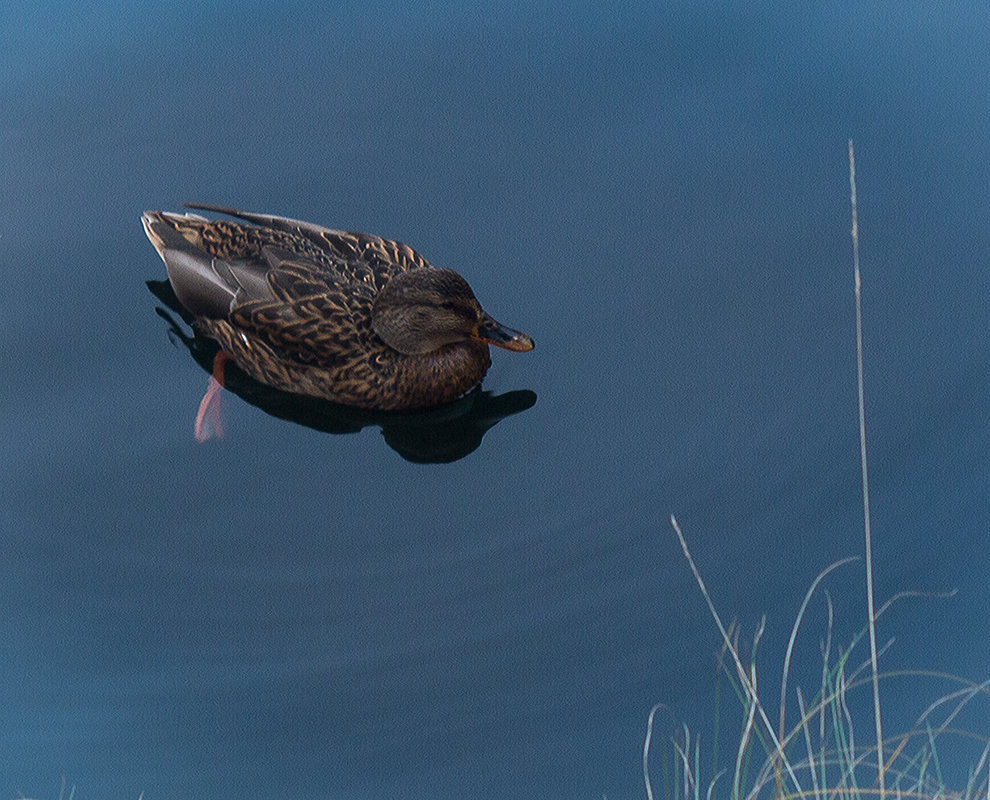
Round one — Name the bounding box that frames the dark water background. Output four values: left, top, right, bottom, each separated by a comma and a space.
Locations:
2, 3, 988, 797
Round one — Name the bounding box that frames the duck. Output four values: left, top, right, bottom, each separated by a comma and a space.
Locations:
142, 204, 534, 411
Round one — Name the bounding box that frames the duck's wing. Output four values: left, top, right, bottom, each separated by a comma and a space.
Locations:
184, 203, 435, 275
229, 279, 377, 366
226, 245, 382, 366
144, 210, 374, 366
184, 203, 348, 241
143, 210, 345, 315
143, 210, 278, 318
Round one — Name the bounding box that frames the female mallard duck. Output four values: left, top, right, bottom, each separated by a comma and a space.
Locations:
142, 204, 534, 411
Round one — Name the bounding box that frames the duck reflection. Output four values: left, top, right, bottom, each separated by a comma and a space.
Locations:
148, 279, 536, 463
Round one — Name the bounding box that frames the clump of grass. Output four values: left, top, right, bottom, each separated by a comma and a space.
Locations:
649, 519, 990, 800
646, 143, 990, 800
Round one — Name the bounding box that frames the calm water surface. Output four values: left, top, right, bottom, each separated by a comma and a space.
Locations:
2, 3, 989, 797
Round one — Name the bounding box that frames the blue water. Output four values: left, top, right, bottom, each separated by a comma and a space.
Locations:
3, 3, 989, 797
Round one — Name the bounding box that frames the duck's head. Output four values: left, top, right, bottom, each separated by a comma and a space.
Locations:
372, 269, 534, 356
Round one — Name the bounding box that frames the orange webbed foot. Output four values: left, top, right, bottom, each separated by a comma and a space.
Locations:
193, 351, 230, 442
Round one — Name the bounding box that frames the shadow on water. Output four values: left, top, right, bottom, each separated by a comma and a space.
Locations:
147, 279, 536, 463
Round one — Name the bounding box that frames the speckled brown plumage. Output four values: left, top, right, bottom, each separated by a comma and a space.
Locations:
141, 204, 533, 410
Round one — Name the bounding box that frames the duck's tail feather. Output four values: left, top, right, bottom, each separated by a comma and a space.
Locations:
142, 210, 241, 319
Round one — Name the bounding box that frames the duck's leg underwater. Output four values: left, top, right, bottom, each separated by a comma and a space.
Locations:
194, 351, 230, 443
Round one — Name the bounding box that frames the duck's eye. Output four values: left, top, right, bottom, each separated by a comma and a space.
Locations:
436, 301, 478, 324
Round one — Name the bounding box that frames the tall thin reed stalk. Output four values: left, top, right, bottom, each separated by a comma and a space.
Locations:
848, 138, 885, 797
